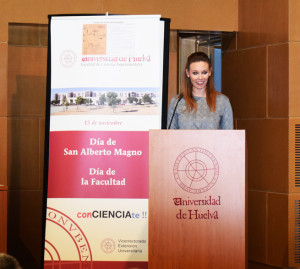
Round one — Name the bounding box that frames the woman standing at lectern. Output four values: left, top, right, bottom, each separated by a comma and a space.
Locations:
167, 52, 233, 129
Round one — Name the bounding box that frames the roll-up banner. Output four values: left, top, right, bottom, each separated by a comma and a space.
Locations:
42, 14, 170, 268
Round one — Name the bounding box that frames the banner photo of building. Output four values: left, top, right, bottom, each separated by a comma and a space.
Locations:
43, 14, 169, 268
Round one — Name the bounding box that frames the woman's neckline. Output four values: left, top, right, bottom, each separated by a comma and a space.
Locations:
193, 95, 206, 100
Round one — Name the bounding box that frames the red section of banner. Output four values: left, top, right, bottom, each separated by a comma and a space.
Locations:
44, 261, 148, 268
47, 131, 148, 199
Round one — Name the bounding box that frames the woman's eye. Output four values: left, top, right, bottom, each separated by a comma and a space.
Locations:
193, 72, 198, 75
202, 71, 207, 75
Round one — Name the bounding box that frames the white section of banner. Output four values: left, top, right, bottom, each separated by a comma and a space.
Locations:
51, 15, 161, 89
50, 15, 164, 131
50, 115, 161, 131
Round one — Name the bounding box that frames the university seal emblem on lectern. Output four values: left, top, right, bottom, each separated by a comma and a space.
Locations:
173, 147, 219, 194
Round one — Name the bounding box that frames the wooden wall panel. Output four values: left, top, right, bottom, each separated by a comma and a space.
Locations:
0, 3, 9, 41
289, 43, 300, 117
289, 0, 300, 41
0, 186, 7, 253
7, 118, 40, 190
0, 0, 103, 41
222, 47, 267, 118
1, 0, 103, 24
0, 118, 7, 186
222, 32, 237, 51
103, 0, 238, 31
7, 190, 43, 268
267, 193, 288, 267
39, 118, 45, 190
5, 25, 47, 268
248, 261, 282, 269
238, 0, 288, 49
229, 1, 290, 268
8, 24, 46, 46
237, 119, 288, 193
268, 43, 289, 118
0, 43, 8, 116
0, 0, 238, 41
167, 30, 178, 104
7, 47, 47, 117
45, 0, 103, 17
248, 191, 267, 263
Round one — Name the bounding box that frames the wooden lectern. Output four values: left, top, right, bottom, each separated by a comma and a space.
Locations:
149, 130, 246, 269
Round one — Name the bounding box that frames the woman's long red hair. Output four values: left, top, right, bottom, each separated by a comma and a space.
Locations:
181, 52, 219, 112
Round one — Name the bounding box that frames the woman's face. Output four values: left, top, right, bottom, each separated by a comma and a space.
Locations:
186, 61, 211, 96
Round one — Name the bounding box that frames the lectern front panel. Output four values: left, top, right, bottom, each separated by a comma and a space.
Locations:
149, 130, 246, 269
